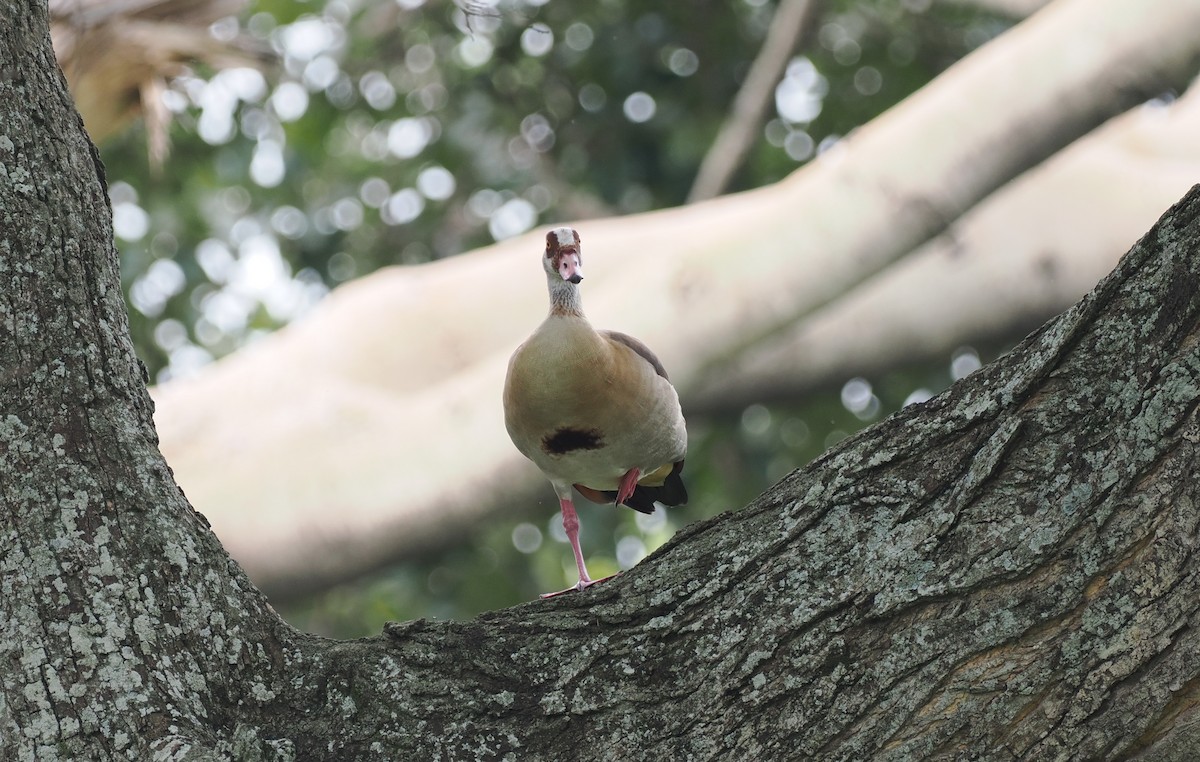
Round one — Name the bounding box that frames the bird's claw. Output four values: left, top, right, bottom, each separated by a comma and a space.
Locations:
539, 572, 618, 599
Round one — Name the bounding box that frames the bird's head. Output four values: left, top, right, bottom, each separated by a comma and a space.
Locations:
544, 227, 583, 284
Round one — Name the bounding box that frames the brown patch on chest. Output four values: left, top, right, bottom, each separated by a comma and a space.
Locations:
542, 427, 605, 455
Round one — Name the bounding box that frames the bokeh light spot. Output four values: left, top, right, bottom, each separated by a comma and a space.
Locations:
359, 71, 396, 110
520, 24, 554, 57
784, 130, 815, 161
951, 347, 982, 380
634, 507, 666, 533
667, 47, 699, 77
196, 239, 236, 284
327, 251, 357, 281
520, 113, 555, 152
277, 17, 337, 62
833, 39, 862, 66
130, 259, 186, 317
270, 206, 309, 239
854, 66, 883, 96
271, 82, 310, 122
776, 57, 825, 124
382, 188, 425, 225
741, 404, 772, 437
488, 198, 537, 240
387, 117, 433, 159
457, 37, 494, 68
405, 43, 436, 73
841, 377, 881, 420
622, 91, 656, 123
303, 55, 341, 91
153, 318, 188, 352
330, 198, 363, 231
416, 166, 456, 201
112, 202, 149, 242
359, 177, 391, 208
904, 388, 934, 407
564, 22, 593, 51
616, 536, 647, 569
511, 522, 543, 554
779, 418, 810, 448
578, 83, 606, 112
250, 140, 286, 187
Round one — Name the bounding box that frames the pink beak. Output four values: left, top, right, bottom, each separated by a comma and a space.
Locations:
559, 251, 583, 284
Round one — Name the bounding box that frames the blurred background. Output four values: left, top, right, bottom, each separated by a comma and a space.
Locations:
51, 0, 1200, 637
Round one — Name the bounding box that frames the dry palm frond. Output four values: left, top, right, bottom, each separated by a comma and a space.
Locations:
50, 0, 271, 164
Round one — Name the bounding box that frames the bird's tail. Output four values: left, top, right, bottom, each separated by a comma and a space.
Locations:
574, 460, 687, 514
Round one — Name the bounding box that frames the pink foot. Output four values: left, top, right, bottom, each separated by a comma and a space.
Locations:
615, 467, 641, 506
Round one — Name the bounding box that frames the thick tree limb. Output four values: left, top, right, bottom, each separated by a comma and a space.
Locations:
6, 2, 1200, 754
1, 4, 281, 758
149, 0, 1200, 597
689, 83, 1200, 410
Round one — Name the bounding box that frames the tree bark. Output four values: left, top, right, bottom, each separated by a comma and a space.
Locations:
2, 5, 284, 759
6, 2, 1200, 759
150, 0, 1200, 597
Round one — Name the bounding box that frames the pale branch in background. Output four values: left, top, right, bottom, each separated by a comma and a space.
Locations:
689, 81, 1200, 410
687, 0, 819, 203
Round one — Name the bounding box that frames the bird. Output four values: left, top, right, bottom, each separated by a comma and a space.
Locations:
503, 227, 688, 598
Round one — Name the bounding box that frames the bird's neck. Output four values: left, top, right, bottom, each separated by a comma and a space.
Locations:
548, 278, 584, 317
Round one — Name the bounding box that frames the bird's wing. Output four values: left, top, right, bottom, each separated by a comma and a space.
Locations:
600, 329, 669, 381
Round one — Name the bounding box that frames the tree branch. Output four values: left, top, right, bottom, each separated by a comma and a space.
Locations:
688, 81, 1200, 410
250, 184, 1200, 757
687, 0, 819, 202
6, 0, 1200, 751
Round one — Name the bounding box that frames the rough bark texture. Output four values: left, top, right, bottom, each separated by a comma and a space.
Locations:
1, 5, 285, 760
4, 1, 1200, 760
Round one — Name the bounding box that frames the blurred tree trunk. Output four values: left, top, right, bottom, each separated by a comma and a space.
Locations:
6, 4, 1200, 758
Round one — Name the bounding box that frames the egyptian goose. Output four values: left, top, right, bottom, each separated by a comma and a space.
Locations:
503, 227, 688, 598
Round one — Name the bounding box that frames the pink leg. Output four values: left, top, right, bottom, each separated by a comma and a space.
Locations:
615, 467, 641, 506
540, 496, 617, 599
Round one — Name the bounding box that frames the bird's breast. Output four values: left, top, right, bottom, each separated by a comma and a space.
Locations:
503, 316, 685, 487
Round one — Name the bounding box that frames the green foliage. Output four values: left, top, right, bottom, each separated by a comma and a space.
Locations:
97, 0, 1014, 635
